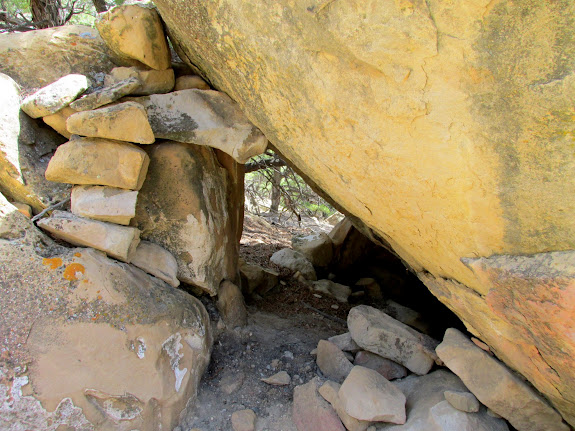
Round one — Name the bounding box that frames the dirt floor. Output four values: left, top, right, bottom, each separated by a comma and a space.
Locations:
176, 214, 350, 431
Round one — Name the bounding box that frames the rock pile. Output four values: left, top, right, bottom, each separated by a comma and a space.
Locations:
295, 304, 568, 431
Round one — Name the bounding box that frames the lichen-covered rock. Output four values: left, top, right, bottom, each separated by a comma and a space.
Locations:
45, 137, 150, 190
0, 73, 69, 213
20, 74, 90, 118
0, 25, 125, 89
96, 4, 171, 70
133, 141, 238, 295
0, 195, 212, 431
130, 89, 267, 163
66, 101, 155, 144
152, 1, 575, 423
69, 77, 140, 111
104, 66, 175, 95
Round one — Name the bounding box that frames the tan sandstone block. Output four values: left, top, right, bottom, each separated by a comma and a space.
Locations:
71, 185, 138, 225
45, 137, 149, 190
96, 5, 171, 70
104, 66, 175, 95
130, 240, 179, 287
43, 106, 76, 138
66, 101, 154, 144
37, 211, 140, 262
174, 75, 210, 91
20, 74, 89, 118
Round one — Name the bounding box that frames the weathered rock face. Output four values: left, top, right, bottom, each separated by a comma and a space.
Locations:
0, 195, 212, 431
154, 0, 575, 423
0, 73, 69, 213
133, 141, 239, 295
0, 25, 127, 89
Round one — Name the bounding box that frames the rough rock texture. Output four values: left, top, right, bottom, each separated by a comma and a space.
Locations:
379, 370, 509, 431
0, 73, 69, 213
261, 371, 291, 386
130, 89, 267, 163
131, 240, 180, 287
232, 409, 256, 431
239, 259, 279, 295
43, 106, 76, 138
217, 280, 248, 327
37, 210, 141, 262
133, 141, 238, 295
20, 74, 90, 118
348, 305, 438, 375
292, 232, 334, 267
45, 137, 150, 190
327, 332, 360, 353
316, 340, 354, 383
104, 66, 175, 95
270, 248, 316, 281
0, 25, 123, 89
71, 185, 138, 225
153, 1, 575, 422
339, 366, 406, 424
0, 195, 212, 431
354, 351, 408, 381
319, 381, 371, 431
293, 378, 345, 431
436, 328, 568, 431
96, 4, 171, 70
67, 101, 155, 145
69, 77, 140, 111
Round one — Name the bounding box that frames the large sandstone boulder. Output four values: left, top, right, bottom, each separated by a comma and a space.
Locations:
133, 142, 239, 295
0, 73, 69, 213
0, 25, 127, 89
0, 194, 212, 431
153, 0, 575, 423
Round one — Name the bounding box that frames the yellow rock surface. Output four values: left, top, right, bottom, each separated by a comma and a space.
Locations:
96, 4, 171, 70
153, 0, 575, 423
45, 137, 150, 190
66, 101, 155, 144
104, 66, 175, 95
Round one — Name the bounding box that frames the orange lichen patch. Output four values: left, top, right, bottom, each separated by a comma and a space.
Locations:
42, 257, 63, 270
74, 252, 82, 257
63, 263, 86, 281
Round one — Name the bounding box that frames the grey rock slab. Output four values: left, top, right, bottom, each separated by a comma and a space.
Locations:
312, 279, 351, 303
130, 240, 179, 287
354, 351, 408, 381
69, 77, 140, 111
348, 305, 438, 375
20, 74, 89, 118
292, 232, 334, 267
317, 340, 354, 383
328, 332, 361, 352
436, 328, 568, 431
130, 89, 267, 163
339, 366, 406, 424
443, 390, 480, 413
37, 210, 140, 262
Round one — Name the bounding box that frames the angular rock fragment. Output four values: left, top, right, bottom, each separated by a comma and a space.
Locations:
231, 409, 256, 431
317, 340, 354, 383
292, 232, 334, 267
328, 332, 360, 352
37, 211, 140, 262
43, 106, 76, 138
293, 378, 345, 431
217, 280, 247, 327
239, 259, 279, 295
270, 248, 316, 281
436, 328, 568, 431
20, 74, 89, 118
45, 137, 149, 190
104, 66, 175, 95
133, 142, 238, 295
174, 75, 210, 91
96, 5, 171, 70
131, 240, 179, 287
444, 390, 480, 413
131, 89, 267, 163
312, 279, 351, 303
69, 77, 140, 111
71, 185, 138, 225
339, 366, 406, 424
66, 101, 155, 144
13, 202, 32, 218
262, 371, 291, 386
348, 305, 438, 375
354, 351, 408, 381
319, 381, 371, 431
